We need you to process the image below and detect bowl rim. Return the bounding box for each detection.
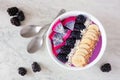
[46,11,107,70]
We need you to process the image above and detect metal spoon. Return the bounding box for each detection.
[20,9,66,38]
[27,9,66,53]
[27,26,48,53]
[20,25,42,38]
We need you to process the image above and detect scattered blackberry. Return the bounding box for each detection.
[7,7,19,16]
[100,63,111,72]
[76,15,87,24]
[10,17,21,26]
[17,11,25,21]
[66,38,76,48]
[74,23,86,31]
[60,45,71,54]
[32,62,41,72]
[18,67,27,76]
[70,31,82,40]
[57,53,68,63]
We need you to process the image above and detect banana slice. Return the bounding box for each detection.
[87,24,99,32]
[71,55,87,67]
[83,34,96,41]
[85,31,99,40]
[78,43,91,50]
[87,29,99,35]
[80,38,92,46]
[84,54,91,62]
[75,48,89,56]
[85,31,98,37]
[77,43,93,55]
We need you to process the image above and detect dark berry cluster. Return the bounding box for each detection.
[74,15,86,31]
[32,62,41,72]
[60,45,71,54]
[66,38,76,48]
[18,67,27,76]
[100,63,111,72]
[57,53,68,63]
[76,15,87,24]
[18,62,41,76]
[57,45,71,63]
[7,7,25,26]
[70,31,82,40]
[7,7,19,16]
[74,23,86,31]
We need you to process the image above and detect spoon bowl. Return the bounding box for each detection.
[27,36,43,53]
[20,25,42,38]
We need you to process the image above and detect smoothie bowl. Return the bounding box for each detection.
[46,11,106,70]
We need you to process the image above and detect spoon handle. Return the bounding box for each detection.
[41,9,66,37]
[55,9,66,19]
[40,9,66,37]
[42,9,66,28]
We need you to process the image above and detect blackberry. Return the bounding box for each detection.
[18,67,27,76]
[100,63,111,72]
[74,23,86,31]
[60,45,71,54]
[76,15,87,24]
[66,38,76,48]
[70,31,82,40]
[17,11,25,21]
[65,43,74,49]
[32,62,41,72]
[10,17,21,26]
[57,53,68,63]
[7,7,19,16]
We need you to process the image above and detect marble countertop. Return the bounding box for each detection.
[0,0,120,80]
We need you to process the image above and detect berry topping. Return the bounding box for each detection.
[17,11,25,21]
[18,67,27,76]
[66,38,76,48]
[100,63,111,72]
[70,31,82,40]
[57,53,68,63]
[76,15,87,24]
[32,62,41,72]
[60,45,71,54]
[74,23,86,31]
[7,7,19,16]
[10,17,21,26]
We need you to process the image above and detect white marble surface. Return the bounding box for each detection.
[0,0,120,80]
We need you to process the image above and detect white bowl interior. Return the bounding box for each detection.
[46,11,107,70]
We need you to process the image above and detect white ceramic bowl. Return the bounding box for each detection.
[46,11,107,70]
